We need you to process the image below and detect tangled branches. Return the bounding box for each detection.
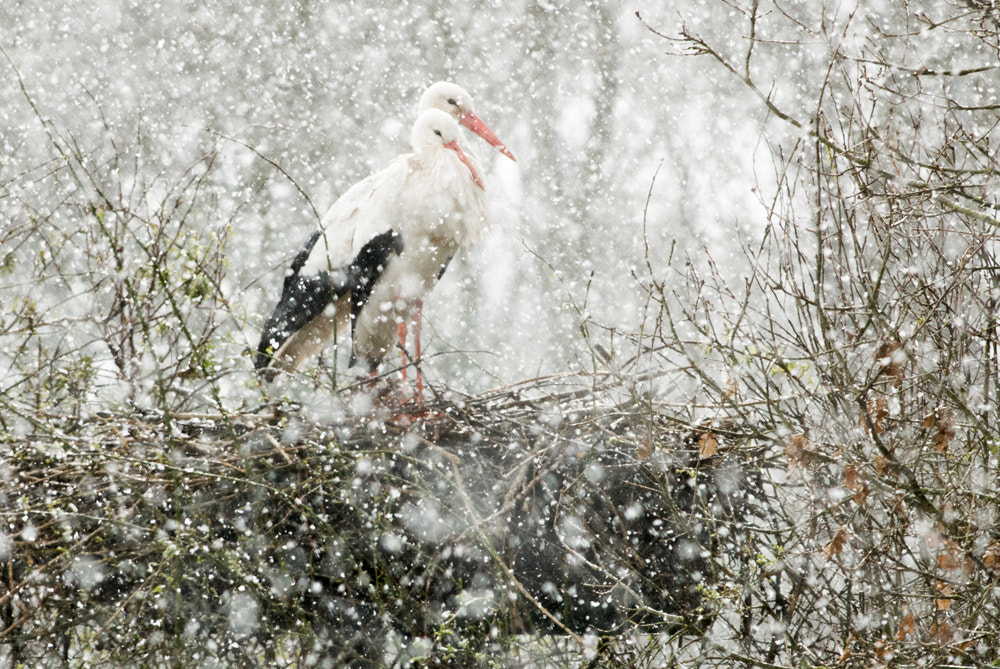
[1,383,758,668]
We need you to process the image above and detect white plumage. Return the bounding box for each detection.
[256,83,515,385]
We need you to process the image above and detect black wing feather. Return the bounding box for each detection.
[255,230,345,372]
[255,228,406,374]
[346,229,404,369]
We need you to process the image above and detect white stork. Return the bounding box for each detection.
[255,88,515,395]
[417,81,516,164]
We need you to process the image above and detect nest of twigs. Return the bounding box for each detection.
[2,376,761,667]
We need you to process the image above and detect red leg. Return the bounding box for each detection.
[397,318,408,401]
[413,300,424,403]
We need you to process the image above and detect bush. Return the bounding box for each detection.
[4,2,1000,667]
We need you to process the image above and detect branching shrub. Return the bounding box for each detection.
[1,61,241,424]
[4,3,1000,668]
[627,2,1000,664]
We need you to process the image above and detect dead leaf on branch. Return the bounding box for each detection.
[935,581,954,611]
[923,407,955,452]
[875,340,904,387]
[698,432,718,459]
[875,454,899,479]
[785,433,812,473]
[932,620,953,643]
[844,463,869,505]
[982,543,1000,570]
[938,539,972,576]
[854,482,869,505]
[823,525,850,559]
[864,397,889,435]
[636,439,652,460]
[938,550,962,571]
[895,612,916,641]
[838,634,854,663]
[844,463,858,489]
[890,496,908,520]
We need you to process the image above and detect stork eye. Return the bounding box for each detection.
[433,129,443,137]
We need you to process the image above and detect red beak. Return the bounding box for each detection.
[445,140,485,189]
[459,112,516,162]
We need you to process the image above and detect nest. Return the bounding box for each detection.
[1,376,760,667]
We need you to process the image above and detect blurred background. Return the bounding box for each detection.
[1,1,768,407]
[5,0,991,411]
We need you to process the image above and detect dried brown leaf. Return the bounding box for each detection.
[786,433,808,473]
[932,620,953,643]
[844,464,868,505]
[935,581,954,611]
[982,543,1000,570]
[863,397,890,435]
[876,341,904,387]
[853,480,869,506]
[935,421,955,453]
[838,635,853,663]
[823,525,850,559]
[636,440,651,460]
[697,432,718,459]
[895,612,916,641]
[922,407,956,452]
[844,463,858,490]
[938,550,961,571]
[875,454,891,477]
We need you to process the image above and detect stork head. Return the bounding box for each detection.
[412,109,484,189]
[419,81,516,162]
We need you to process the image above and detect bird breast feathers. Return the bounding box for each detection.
[397,150,487,242]
[306,146,487,273]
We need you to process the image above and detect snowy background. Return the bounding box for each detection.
[5,2,1000,667]
[1,1,767,404]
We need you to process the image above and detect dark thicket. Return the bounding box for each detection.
[3,390,757,667]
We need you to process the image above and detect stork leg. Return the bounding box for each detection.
[394,307,425,404]
[392,290,427,412]
[412,299,424,403]
[397,319,409,401]
[393,290,427,405]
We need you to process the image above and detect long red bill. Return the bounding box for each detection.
[445,141,485,189]
[459,112,516,162]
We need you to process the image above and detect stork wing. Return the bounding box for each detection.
[305,154,411,272]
